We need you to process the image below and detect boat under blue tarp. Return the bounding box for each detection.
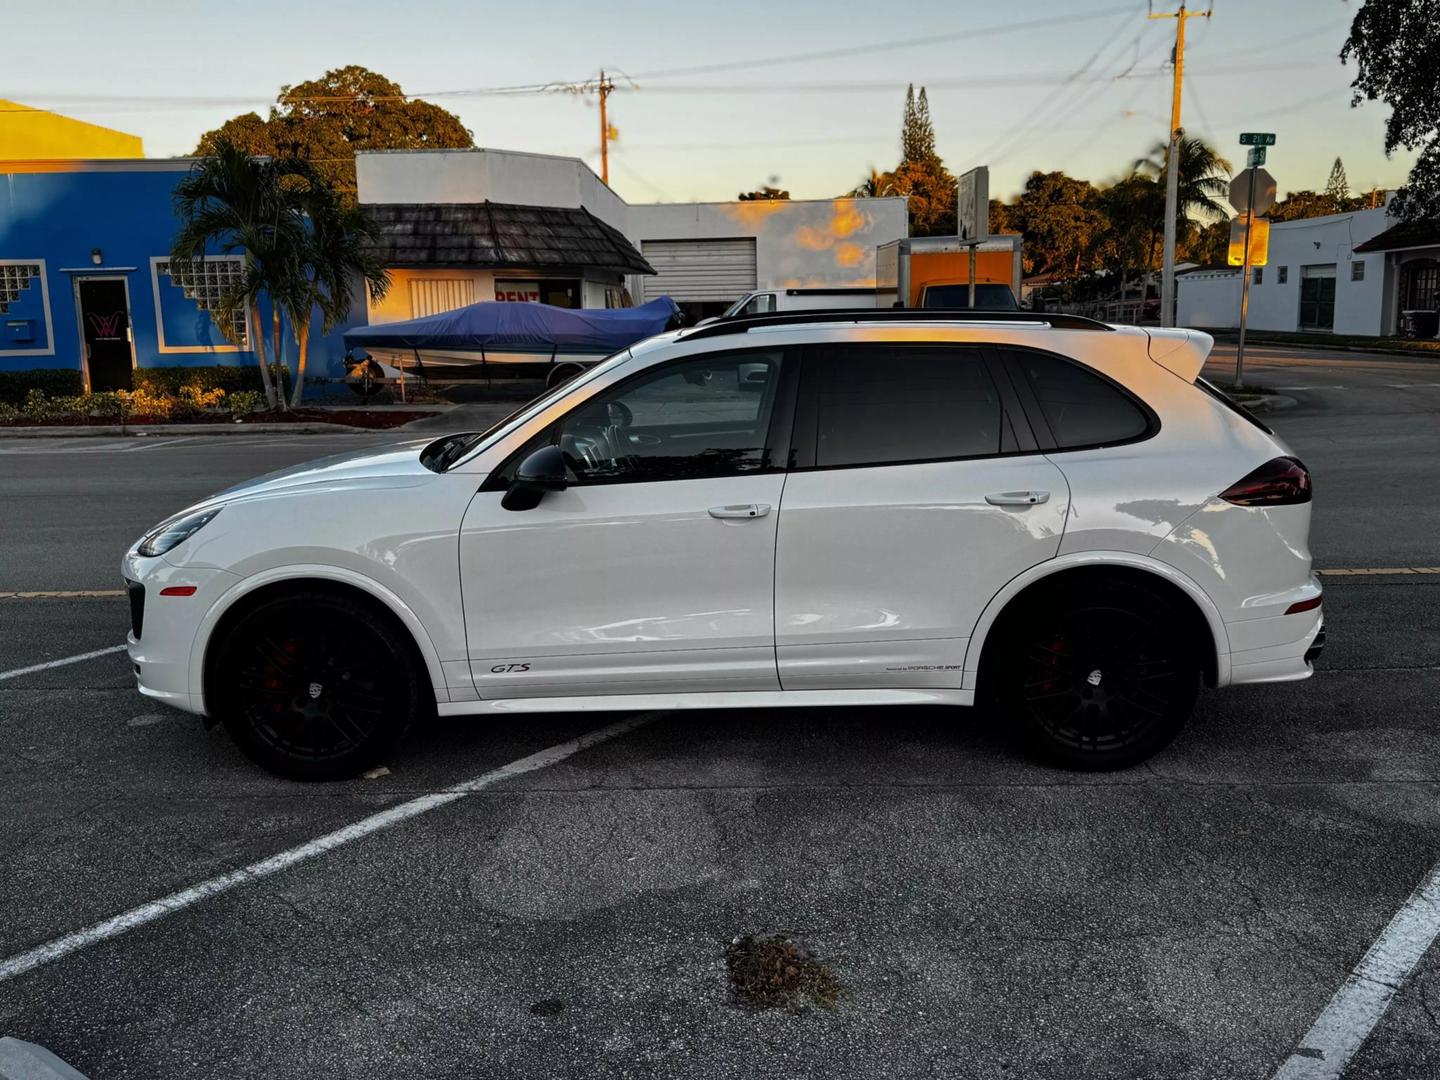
[344,297,681,355]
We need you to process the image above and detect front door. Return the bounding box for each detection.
[77,278,134,390]
[775,342,1069,689]
[1299,266,1336,331]
[460,347,796,699]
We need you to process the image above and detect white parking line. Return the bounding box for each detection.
[0,712,658,983]
[1272,859,1440,1079]
[0,644,128,682]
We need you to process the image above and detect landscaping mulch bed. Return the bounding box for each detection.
[0,409,440,430]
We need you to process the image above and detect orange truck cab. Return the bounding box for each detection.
[876,235,1024,309]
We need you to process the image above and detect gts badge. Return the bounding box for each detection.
[490,663,532,674]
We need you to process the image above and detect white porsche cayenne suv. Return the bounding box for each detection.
[123,311,1322,780]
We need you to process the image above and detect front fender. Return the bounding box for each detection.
[187,564,451,716]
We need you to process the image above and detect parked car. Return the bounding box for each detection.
[703,286,884,324]
[123,310,1322,780]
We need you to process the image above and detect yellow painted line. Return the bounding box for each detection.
[1317,568,1440,577]
[0,590,126,599]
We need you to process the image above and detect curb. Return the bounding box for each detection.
[0,422,396,438]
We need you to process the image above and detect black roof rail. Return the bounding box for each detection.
[682,308,1114,340]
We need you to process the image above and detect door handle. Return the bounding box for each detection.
[708,503,771,519]
[985,490,1050,506]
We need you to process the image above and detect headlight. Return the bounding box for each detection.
[138,507,222,557]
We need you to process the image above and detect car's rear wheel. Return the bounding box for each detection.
[995,577,1199,770]
[211,591,423,780]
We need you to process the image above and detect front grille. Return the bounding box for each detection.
[126,580,145,639]
[1304,625,1326,666]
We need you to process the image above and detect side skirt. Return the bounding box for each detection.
[436,687,974,717]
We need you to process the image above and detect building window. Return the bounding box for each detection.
[156,257,248,348]
[408,278,475,318]
[0,263,41,315]
[1254,267,1263,285]
[1352,260,1366,282]
[1277,266,1288,284]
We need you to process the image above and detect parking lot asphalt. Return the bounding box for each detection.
[2,345,1439,1079]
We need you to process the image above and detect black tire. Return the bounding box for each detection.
[211,591,424,781]
[994,577,1199,771]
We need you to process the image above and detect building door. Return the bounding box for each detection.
[1299,265,1336,331]
[640,238,758,322]
[77,277,135,390]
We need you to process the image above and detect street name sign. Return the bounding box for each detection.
[1247,146,1266,168]
[1230,167,1277,216]
[1239,132,1276,146]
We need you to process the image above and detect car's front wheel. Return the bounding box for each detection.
[995,577,1200,770]
[211,590,424,780]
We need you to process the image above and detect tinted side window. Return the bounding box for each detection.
[1012,351,1151,449]
[813,345,1002,467]
[555,350,786,483]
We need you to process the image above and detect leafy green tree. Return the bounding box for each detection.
[1343,0,1440,220]
[1095,173,1166,299]
[1188,219,1231,266]
[196,66,474,204]
[1009,171,1106,278]
[737,186,790,201]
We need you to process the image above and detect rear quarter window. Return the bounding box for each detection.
[1011,350,1153,449]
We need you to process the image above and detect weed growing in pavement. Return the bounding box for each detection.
[725,933,845,1012]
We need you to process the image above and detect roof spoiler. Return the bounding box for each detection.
[1145,328,1213,382]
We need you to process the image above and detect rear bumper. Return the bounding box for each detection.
[1228,610,1324,685]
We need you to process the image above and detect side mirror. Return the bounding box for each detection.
[502,444,569,511]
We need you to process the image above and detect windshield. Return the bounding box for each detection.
[921,284,1019,310]
[421,348,634,472]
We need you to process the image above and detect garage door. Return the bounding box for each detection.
[640,238,757,302]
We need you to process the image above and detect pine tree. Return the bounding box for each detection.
[915,87,937,162]
[901,84,921,163]
[1325,157,1350,212]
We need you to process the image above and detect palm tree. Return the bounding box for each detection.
[275,167,390,408]
[171,141,390,410]
[1137,135,1233,239]
[170,140,299,410]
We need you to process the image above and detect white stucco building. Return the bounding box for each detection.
[1176,201,1440,337]
[355,148,909,323]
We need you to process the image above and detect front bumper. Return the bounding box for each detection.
[122,552,239,715]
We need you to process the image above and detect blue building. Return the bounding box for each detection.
[0,159,352,395]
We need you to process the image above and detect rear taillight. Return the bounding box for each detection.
[1220,456,1312,506]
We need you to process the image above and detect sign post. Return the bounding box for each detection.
[1227,157,1278,389]
[957,167,989,309]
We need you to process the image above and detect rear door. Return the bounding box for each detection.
[773,341,1069,690]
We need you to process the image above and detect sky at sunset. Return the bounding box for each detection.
[3,0,1415,204]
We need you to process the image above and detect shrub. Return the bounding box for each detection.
[133,364,290,398]
[0,369,85,405]
[226,390,262,417]
[116,388,175,420]
[88,391,125,419]
[174,384,227,416]
[0,401,19,424]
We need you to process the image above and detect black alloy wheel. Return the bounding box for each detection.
[213,591,423,780]
[999,578,1199,770]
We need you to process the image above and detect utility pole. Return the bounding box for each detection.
[598,69,614,186]
[1149,1,1211,327]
